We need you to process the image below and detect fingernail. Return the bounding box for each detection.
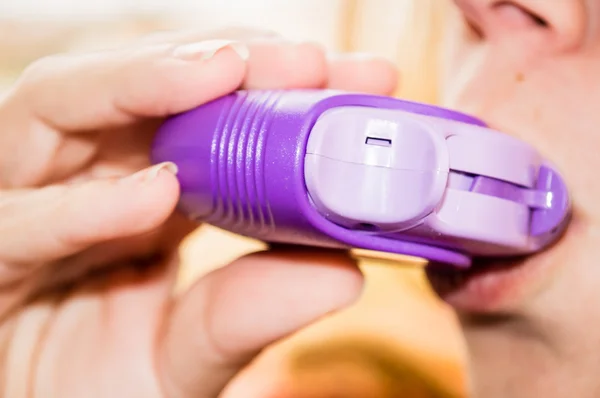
[146,162,178,181]
[173,39,250,61]
[123,162,178,184]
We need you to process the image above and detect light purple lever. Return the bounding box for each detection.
[151,90,571,268]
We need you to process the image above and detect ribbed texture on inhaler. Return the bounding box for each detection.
[207,90,283,236]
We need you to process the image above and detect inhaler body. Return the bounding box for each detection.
[151,90,570,268]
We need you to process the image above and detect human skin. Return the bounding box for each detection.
[0,28,399,397]
[425,1,600,397]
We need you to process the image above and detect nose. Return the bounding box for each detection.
[454,0,586,52]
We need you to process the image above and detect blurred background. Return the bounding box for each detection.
[0,1,468,397]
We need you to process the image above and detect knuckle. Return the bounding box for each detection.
[17,54,65,88]
[285,42,328,86]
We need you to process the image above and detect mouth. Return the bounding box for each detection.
[425,255,548,314]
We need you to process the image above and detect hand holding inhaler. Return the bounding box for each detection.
[0,32,402,397]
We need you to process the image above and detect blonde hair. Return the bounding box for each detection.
[394,0,449,103]
[342,0,449,103]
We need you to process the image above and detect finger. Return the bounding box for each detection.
[136,28,330,90]
[326,53,400,95]
[2,39,249,132]
[0,162,180,265]
[140,28,399,94]
[158,248,364,398]
[241,40,329,89]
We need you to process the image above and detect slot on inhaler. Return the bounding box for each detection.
[365,136,392,147]
[304,106,450,232]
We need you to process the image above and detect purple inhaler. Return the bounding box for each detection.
[151,90,571,268]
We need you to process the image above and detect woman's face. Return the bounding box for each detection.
[431,0,600,396]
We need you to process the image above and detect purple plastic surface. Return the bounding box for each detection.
[151,89,571,268]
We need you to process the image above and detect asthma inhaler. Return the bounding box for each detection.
[150,90,571,268]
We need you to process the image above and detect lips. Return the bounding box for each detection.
[425,255,547,313]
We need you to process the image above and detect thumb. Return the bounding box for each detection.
[0,162,180,265]
[157,248,364,398]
